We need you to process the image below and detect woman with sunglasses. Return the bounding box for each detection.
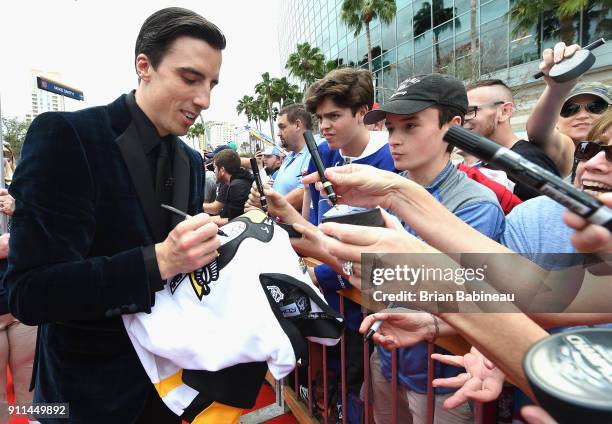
[526,42,611,177]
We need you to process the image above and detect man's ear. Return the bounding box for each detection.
[451,115,462,126]
[356,105,369,124]
[135,53,153,82]
[498,102,514,123]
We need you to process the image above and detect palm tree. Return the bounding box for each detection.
[255,72,277,140]
[470,0,478,81]
[272,77,303,108]
[253,95,270,134]
[285,42,327,94]
[236,95,255,124]
[186,122,205,151]
[340,0,397,73]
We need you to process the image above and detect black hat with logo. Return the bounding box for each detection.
[364,73,468,124]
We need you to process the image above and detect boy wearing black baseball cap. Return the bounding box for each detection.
[363,74,505,424]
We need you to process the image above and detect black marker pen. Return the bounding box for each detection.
[250,157,268,213]
[303,130,338,206]
[444,126,612,231]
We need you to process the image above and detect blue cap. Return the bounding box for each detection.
[263,146,282,157]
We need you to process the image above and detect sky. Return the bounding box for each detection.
[0,0,283,126]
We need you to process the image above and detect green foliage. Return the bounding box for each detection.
[285,42,328,93]
[1,116,30,160]
[340,0,397,37]
[509,0,592,44]
[186,122,205,140]
[340,0,397,72]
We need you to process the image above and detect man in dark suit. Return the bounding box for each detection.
[5,7,225,423]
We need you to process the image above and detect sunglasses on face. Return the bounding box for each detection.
[575,141,612,162]
[560,100,609,118]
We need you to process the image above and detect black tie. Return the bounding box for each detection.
[156,140,174,231]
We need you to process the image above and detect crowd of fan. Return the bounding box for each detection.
[199,41,610,424]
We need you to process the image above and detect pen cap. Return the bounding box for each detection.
[523,328,612,424]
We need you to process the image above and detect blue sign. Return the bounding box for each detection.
[36,77,84,101]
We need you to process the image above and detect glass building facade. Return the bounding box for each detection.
[278,0,611,103]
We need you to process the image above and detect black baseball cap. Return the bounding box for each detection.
[364,74,468,124]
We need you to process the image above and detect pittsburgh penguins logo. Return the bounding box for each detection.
[267,285,285,303]
[169,259,219,301]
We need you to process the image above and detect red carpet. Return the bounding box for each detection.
[241,382,297,424]
[7,370,296,424]
[7,368,28,424]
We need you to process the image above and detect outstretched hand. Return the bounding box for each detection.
[431,347,505,410]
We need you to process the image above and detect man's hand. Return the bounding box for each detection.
[0,189,15,216]
[358,312,437,350]
[155,213,220,280]
[521,406,557,424]
[564,192,612,254]
[245,182,302,224]
[0,233,9,259]
[539,42,581,85]
[318,209,436,289]
[254,150,263,169]
[302,164,403,211]
[431,347,505,409]
[209,215,228,226]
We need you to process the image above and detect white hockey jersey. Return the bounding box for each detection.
[123,210,344,422]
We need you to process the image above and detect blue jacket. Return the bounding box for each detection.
[308,137,396,331]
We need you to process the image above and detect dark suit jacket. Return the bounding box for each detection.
[5,94,204,423]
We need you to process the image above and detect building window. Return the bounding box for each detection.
[455,0,470,17]
[397,56,414,81]
[433,19,454,43]
[455,11,470,35]
[397,6,413,45]
[382,16,397,50]
[433,0,455,27]
[480,15,509,74]
[480,0,507,24]
[414,47,433,75]
[348,39,358,66]
[382,65,398,100]
[510,25,539,67]
[413,0,433,37]
[582,1,612,45]
[397,40,414,61]
[434,37,455,73]
[414,29,433,52]
[357,34,368,67]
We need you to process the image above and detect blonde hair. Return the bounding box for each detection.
[587,109,612,142]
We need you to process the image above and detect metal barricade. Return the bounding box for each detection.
[281,288,499,424]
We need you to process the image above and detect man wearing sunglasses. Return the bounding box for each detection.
[527,42,611,177]
[464,79,560,200]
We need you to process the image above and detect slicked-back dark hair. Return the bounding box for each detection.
[279,104,313,130]
[135,7,226,74]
